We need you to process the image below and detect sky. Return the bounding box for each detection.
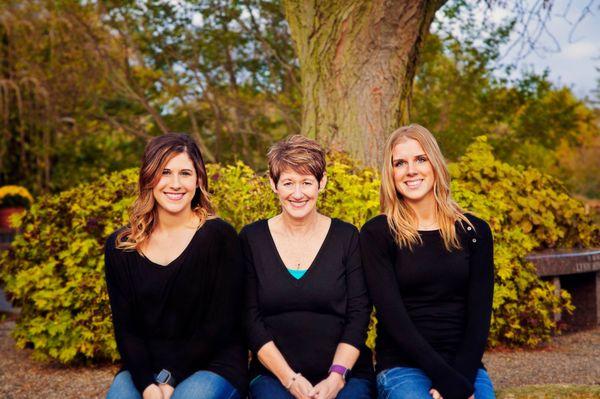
[490,0,599,100]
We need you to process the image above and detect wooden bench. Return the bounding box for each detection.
[526,249,600,330]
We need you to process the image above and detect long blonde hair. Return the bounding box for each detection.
[116,133,214,251]
[380,124,471,251]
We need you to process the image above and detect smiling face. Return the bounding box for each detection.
[152,152,199,216]
[270,168,326,220]
[392,138,435,206]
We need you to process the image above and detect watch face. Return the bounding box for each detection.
[156,369,171,384]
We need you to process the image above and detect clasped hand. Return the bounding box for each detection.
[429,388,474,399]
[142,383,174,399]
[289,373,345,399]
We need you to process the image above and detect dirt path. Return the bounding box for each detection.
[483,327,600,389]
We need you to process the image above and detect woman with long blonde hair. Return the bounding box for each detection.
[360,124,495,399]
[105,133,247,399]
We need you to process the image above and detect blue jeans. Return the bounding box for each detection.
[376,367,495,399]
[106,370,241,399]
[249,374,374,399]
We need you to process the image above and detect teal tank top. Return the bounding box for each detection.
[287,268,307,279]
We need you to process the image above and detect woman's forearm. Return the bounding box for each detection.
[256,341,297,387]
[330,342,360,370]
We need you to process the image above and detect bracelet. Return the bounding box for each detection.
[285,372,301,390]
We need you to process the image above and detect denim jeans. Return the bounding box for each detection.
[249,374,374,399]
[106,370,241,399]
[376,367,495,399]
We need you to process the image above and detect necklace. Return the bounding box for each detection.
[281,235,312,269]
[272,217,326,270]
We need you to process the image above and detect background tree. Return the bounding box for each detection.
[1,0,597,199]
[94,0,301,166]
[0,1,146,193]
[282,0,446,166]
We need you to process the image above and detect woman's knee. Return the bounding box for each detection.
[376,367,432,399]
[172,371,240,399]
[337,377,374,399]
[249,375,292,399]
[106,371,142,399]
[474,369,496,399]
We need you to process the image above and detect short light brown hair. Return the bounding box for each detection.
[267,135,326,185]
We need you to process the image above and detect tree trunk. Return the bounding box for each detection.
[282,0,446,167]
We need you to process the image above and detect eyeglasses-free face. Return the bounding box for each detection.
[270,169,327,220]
[392,138,435,206]
[152,152,199,216]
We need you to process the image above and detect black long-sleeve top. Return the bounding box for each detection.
[360,214,494,399]
[241,218,374,384]
[104,218,248,394]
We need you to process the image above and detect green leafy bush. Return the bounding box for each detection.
[0,169,138,362]
[1,140,597,363]
[450,137,598,346]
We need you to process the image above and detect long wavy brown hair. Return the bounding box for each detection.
[116,133,214,251]
[380,124,472,251]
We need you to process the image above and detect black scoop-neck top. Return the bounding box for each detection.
[104,218,248,394]
[360,213,494,399]
[241,218,374,384]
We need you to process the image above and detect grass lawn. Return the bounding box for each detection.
[497,384,600,398]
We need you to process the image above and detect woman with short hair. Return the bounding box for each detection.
[242,135,374,399]
[360,124,495,399]
[105,133,247,399]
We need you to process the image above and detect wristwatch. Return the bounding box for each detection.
[155,369,176,386]
[328,364,350,380]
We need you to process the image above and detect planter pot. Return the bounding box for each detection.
[0,207,24,229]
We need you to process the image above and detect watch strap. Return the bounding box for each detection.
[328,364,349,380]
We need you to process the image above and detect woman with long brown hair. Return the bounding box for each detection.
[105,133,247,399]
[360,124,495,399]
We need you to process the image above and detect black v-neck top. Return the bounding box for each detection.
[104,218,248,394]
[360,214,494,399]
[240,218,374,384]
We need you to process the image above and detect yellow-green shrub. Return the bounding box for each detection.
[1,140,597,363]
[450,137,597,346]
[0,169,138,362]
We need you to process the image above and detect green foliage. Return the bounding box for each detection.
[0,169,138,362]
[207,162,279,229]
[320,152,381,227]
[413,5,600,199]
[0,0,299,193]
[1,143,598,363]
[0,1,147,194]
[450,137,598,346]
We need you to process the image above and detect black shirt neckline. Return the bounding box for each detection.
[138,222,206,269]
[263,217,335,283]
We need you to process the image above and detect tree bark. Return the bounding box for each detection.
[282,0,446,166]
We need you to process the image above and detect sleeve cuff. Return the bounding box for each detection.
[339,334,366,351]
[249,332,274,354]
